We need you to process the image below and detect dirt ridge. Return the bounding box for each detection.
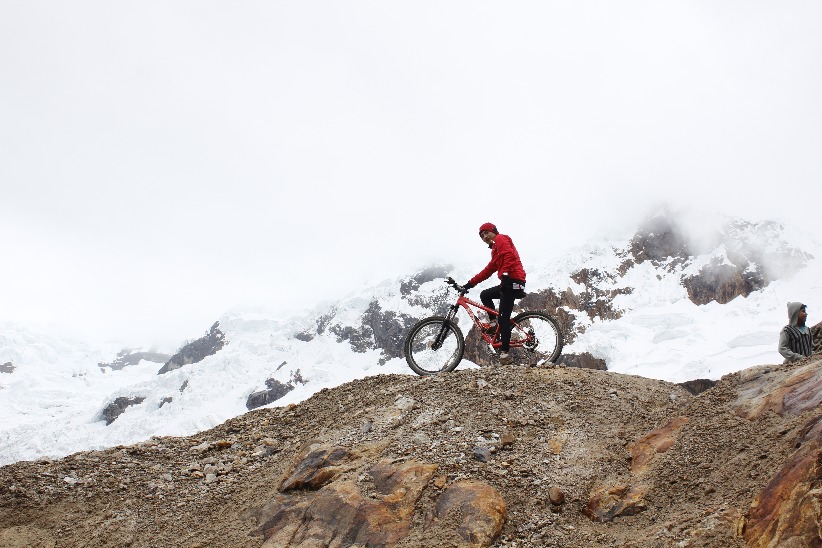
[2,357,821,547]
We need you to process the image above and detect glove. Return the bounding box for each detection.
[500,274,511,293]
[463,282,474,290]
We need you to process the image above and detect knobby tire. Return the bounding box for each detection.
[509,311,563,366]
[404,316,465,376]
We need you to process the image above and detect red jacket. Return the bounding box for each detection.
[468,234,526,287]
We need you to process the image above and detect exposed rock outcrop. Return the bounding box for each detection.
[682,261,767,305]
[585,484,647,522]
[157,322,225,375]
[400,265,452,296]
[331,301,420,363]
[629,217,691,265]
[557,352,607,370]
[252,441,504,547]
[246,371,305,410]
[733,362,822,420]
[677,378,718,395]
[428,480,507,546]
[628,416,689,474]
[99,396,146,425]
[0,362,13,374]
[99,349,171,371]
[745,413,822,548]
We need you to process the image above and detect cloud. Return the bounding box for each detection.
[1,1,820,346]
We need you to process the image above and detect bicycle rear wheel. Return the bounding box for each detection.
[404,316,465,376]
[509,311,563,366]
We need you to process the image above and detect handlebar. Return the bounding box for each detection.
[445,277,469,295]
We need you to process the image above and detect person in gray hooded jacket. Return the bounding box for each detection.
[778,302,813,363]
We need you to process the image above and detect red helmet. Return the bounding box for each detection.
[478,222,498,236]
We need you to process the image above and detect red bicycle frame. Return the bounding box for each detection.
[442,291,528,350]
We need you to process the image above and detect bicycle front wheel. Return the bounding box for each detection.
[509,311,563,366]
[404,316,465,376]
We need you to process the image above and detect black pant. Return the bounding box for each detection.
[480,280,525,352]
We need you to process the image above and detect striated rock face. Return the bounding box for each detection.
[158,322,225,375]
[727,358,822,547]
[251,442,504,547]
[745,414,822,548]
[734,362,822,420]
[99,396,146,425]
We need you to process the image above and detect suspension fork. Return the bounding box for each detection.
[432,303,459,350]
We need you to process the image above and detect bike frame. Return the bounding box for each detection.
[439,292,528,350]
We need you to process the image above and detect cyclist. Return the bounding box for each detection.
[462,222,526,365]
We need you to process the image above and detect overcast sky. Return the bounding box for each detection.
[2,1,821,348]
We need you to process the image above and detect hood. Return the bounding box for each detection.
[787,302,805,326]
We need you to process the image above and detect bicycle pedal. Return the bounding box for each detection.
[482,323,498,334]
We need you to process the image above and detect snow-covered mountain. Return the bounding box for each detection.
[2,213,820,466]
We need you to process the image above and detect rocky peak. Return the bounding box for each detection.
[157,322,226,375]
[399,265,452,296]
[628,215,691,265]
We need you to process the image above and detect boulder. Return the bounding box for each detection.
[255,457,438,547]
[585,484,647,522]
[279,444,353,492]
[428,480,507,547]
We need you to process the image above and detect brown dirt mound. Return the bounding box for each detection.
[2,356,821,547]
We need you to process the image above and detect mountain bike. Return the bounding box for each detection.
[404,277,563,376]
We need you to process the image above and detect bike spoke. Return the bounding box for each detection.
[405,319,464,375]
[508,312,562,365]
